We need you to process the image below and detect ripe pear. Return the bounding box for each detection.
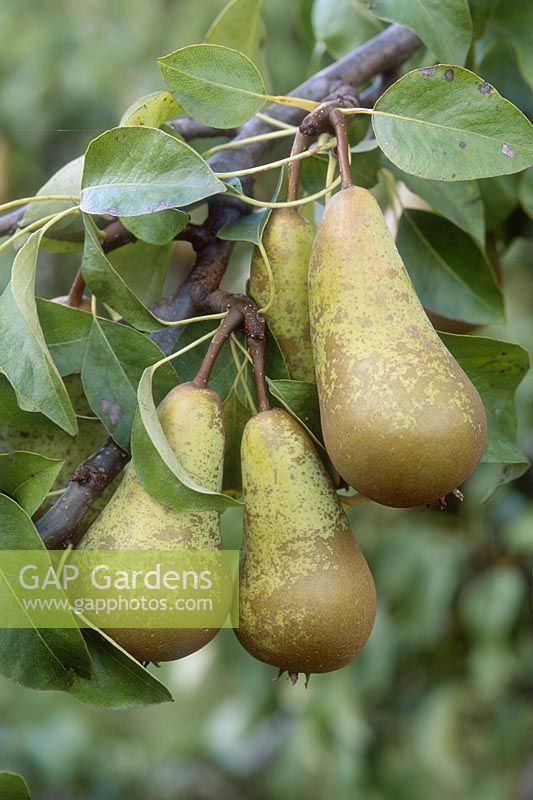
[78,382,226,664]
[308,186,487,508]
[250,208,315,381]
[236,408,376,681]
[0,374,115,527]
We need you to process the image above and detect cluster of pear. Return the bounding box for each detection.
[1,186,487,682]
[73,184,486,683]
[252,187,487,508]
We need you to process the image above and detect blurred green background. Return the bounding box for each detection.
[1,1,532,798]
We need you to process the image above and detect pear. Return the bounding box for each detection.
[250,208,315,381]
[308,186,487,508]
[78,382,226,663]
[236,408,376,681]
[0,374,115,527]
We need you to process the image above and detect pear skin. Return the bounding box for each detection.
[236,408,376,679]
[308,186,487,508]
[250,207,315,381]
[78,382,225,663]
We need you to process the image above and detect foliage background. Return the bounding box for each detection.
[0,1,532,798]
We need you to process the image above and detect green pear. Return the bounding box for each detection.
[250,208,315,381]
[78,382,226,663]
[308,186,487,508]
[236,408,376,681]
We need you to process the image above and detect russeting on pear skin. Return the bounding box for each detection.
[236,408,376,681]
[250,207,315,381]
[308,186,487,508]
[78,382,225,663]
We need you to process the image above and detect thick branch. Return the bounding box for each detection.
[37,24,420,548]
[0,205,27,237]
[167,118,239,140]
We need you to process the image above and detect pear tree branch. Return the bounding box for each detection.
[35,24,421,548]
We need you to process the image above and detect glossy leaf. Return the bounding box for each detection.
[0,494,92,691]
[0,231,77,434]
[373,66,533,180]
[478,174,520,229]
[0,772,31,800]
[222,388,252,493]
[485,0,533,89]
[67,625,173,709]
[383,159,485,247]
[120,90,182,127]
[159,44,266,127]
[81,317,177,451]
[108,240,173,308]
[20,156,84,244]
[397,210,503,324]
[119,209,189,245]
[267,379,322,443]
[312,0,383,59]
[366,0,472,65]
[205,0,267,75]
[442,333,529,488]
[0,452,63,515]
[131,366,241,511]
[81,126,224,216]
[300,141,380,197]
[37,299,93,376]
[519,168,533,219]
[172,321,239,400]
[81,215,166,331]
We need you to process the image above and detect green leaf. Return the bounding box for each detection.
[219,166,285,243]
[37,299,93,376]
[120,209,189,245]
[519,168,533,219]
[267,379,322,443]
[206,0,266,63]
[383,159,485,247]
[131,365,240,512]
[218,208,270,244]
[373,65,533,181]
[159,44,266,128]
[108,241,173,309]
[81,317,177,451]
[67,625,173,709]
[366,0,472,65]
[396,210,503,325]
[0,772,31,800]
[0,452,63,515]
[312,0,383,59]
[300,141,380,197]
[469,0,494,39]
[478,40,533,122]
[0,231,77,434]
[120,90,182,127]
[485,0,533,89]
[442,333,529,490]
[0,375,61,434]
[172,321,240,400]
[81,215,166,331]
[478,174,520,229]
[20,156,84,245]
[222,388,252,494]
[81,126,225,216]
[0,494,92,691]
